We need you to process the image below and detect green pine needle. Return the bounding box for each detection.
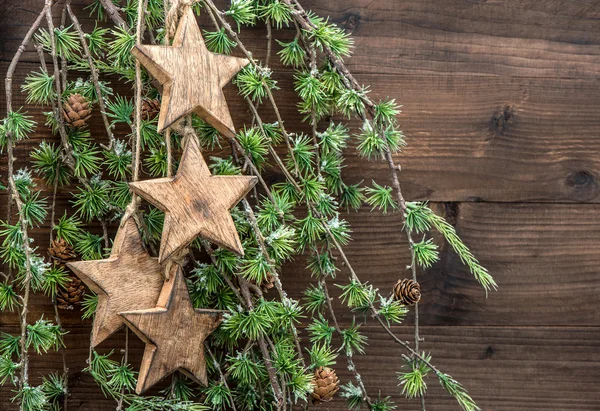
[12,385,48,411]
[53,213,82,245]
[36,26,81,60]
[234,65,278,103]
[397,353,431,398]
[307,343,337,368]
[104,140,132,179]
[4,109,36,141]
[337,280,374,309]
[377,296,408,325]
[374,99,402,125]
[225,0,257,31]
[105,96,133,126]
[260,1,292,28]
[0,283,20,312]
[413,238,440,268]
[86,25,110,56]
[75,231,104,260]
[31,142,71,187]
[81,292,98,320]
[108,27,136,67]
[42,373,67,404]
[365,181,398,214]
[0,332,20,358]
[72,179,110,221]
[237,127,269,170]
[405,202,497,293]
[0,354,19,384]
[203,28,237,54]
[303,285,326,314]
[22,70,57,105]
[341,321,368,355]
[307,316,334,344]
[305,13,354,58]
[340,381,364,409]
[26,319,65,354]
[276,38,306,67]
[340,183,366,212]
[439,373,481,411]
[42,265,70,298]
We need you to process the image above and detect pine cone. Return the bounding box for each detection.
[48,239,86,310]
[393,278,421,306]
[311,367,339,404]
[141,98,161,121]
[56,274,86,310]
[62,93,91,128]
[48,238,77,265]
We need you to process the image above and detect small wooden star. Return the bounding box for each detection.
[132,8,249,136]
[120,267,223,394]
[129,135,257,263]
[66,218,166,347]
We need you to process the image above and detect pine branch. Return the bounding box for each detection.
[320,277,373,407]
[66,1,115,149]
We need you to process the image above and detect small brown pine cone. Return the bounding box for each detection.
[311,367,339,404]
[56,274,86,310]
[393,278,421,306]
[62,93,92,128]
[141,98,161,121]
[48,238,77,266]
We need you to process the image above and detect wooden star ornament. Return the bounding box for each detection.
[129,135,257,263]
[66,218,167,347]
[131,8,249,136]
[120,267,223,393]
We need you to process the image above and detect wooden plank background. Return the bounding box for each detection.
[2,0,600,409]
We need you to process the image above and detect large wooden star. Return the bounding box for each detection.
[66,218,166,347]
[129,135,257,263]
[120,267,223,393]
[131,8,249,136]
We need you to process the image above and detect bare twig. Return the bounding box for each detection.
[99,0,129,30]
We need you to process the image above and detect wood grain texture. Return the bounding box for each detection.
[120,267,223,393]
[1,0,600,409]
[2,324,598,410]
[5,0,600,79]
[130,134,258,262]
[279,202,600,327]
[66,217,166,347]
[132,8,249,135]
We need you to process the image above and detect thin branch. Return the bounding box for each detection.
[99,0,129,30]
[320,277,372,407]
[66,1,115,149]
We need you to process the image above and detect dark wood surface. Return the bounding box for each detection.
[1,0,600,409]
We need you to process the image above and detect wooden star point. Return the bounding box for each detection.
[119,267,223,393]
[131,9,249,136]
[66,218,166,347]
[129,136,257,263]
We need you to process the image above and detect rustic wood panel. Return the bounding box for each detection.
[1,0,600,410]
[3,0,600,79]
[2,325,599,410]
[5,61,600,203]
